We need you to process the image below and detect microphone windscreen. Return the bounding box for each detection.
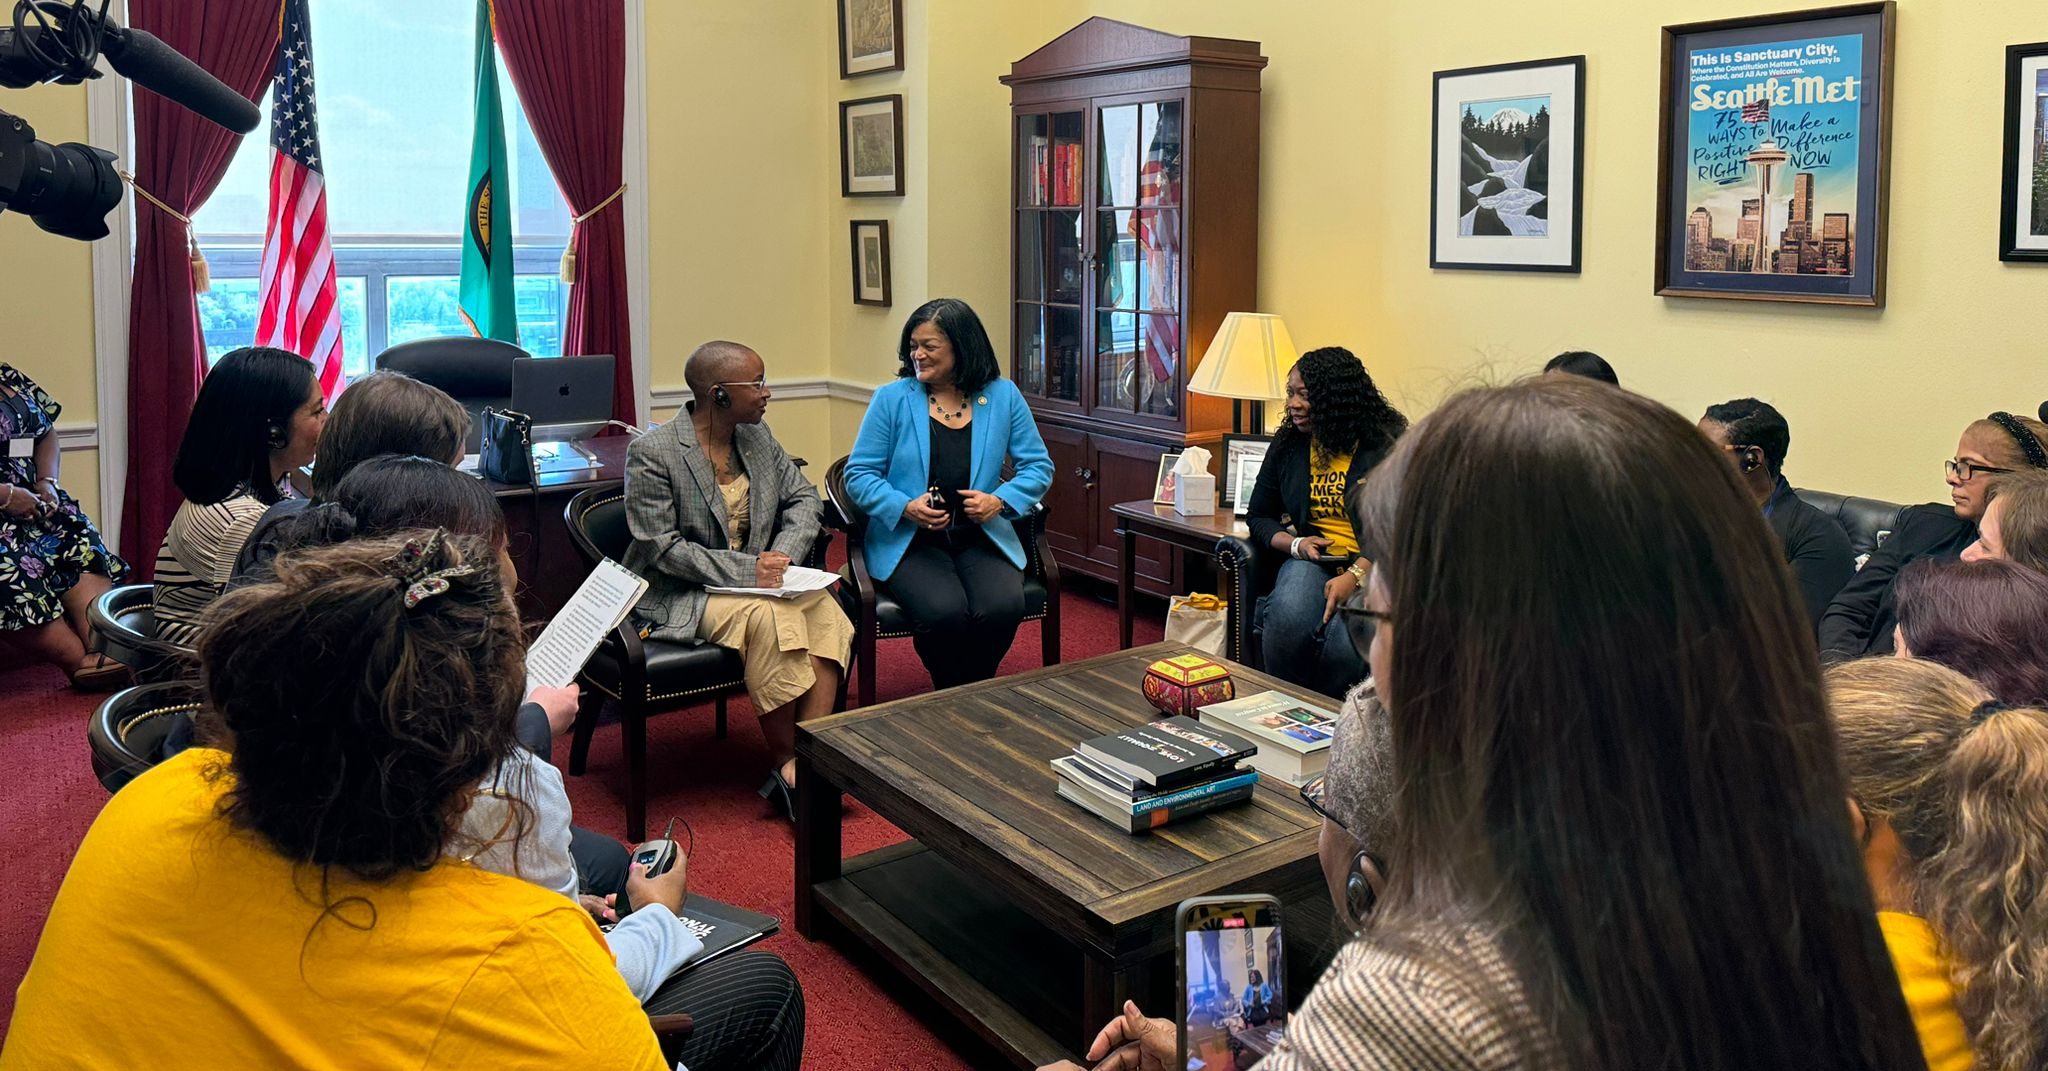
[104,28,261,134]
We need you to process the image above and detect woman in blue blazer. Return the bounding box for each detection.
[845,298,1053,689]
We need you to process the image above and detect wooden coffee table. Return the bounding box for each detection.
[794,644,1332,1068]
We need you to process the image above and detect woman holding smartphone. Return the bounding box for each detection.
[1042,377,1923,1071]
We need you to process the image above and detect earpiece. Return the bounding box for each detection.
[1342,850,1379,929]
[266,424,288,449]
[1739,448,1761,474]
[713,386,731,410]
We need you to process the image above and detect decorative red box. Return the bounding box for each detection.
[1142,654,1235,718]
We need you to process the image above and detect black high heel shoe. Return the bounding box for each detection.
[758,768,796,823]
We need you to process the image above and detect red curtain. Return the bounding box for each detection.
[119,0,278,573]
[494,0,635,426]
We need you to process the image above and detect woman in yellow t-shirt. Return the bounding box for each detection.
[1826,658,2048,1071]
[2,533,668,1070]
[1242,346,1407,698]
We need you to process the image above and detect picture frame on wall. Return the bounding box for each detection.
[2000,41,2048,262]
[1153,453,1184,507]
[1653,2,1897,306]
[838,0,903,79]
[840,94,906,197]
[1219,434,1272,510]
[1430,55,1586,273]
[850,220,892,306]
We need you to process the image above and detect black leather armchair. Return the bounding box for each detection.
[821,456,1061,708]
[374,336,527,451]
[88,583,169,679]
[1792,488,1907,562]
[562,485,831,841]
[87,682,200,793]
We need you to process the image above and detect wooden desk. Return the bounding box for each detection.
[794,644,1332,1068]
[1109,500,1247,650]
[484,435,629,622]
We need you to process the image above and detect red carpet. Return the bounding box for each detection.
[0,574,1166,1067]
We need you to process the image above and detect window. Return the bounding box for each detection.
[195,0,571,370]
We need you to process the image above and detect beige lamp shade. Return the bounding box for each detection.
[1187,312,1296,401]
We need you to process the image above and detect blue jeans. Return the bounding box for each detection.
[1256,557,1365,699]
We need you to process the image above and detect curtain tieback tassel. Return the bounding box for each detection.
[562,183,628,284]
[118,169,209,292]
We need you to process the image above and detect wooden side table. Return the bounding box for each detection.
[1109,499,1247,649]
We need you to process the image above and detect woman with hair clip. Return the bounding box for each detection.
[1826,657,2048,1071]
[5,533,669,1068]
[152,346,326,649]
[845,298,1053,689]
[1242,346,1406,698]
[1043,376,1924,1071]
[1821,408,2048,660]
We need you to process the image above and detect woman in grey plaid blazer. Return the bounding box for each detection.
[622,342,851,819]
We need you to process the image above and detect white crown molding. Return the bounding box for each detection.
[647,378,880,414]
[86,0,132,538]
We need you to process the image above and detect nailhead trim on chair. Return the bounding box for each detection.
[117,703,200,745]
[578,672,747,705]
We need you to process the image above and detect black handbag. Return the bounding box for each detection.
[478,407,534,485]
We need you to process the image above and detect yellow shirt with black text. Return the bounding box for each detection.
[1308,451,1359,557]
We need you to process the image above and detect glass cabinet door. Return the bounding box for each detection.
[1014,110,1084,404]
[1094,99,1183,420]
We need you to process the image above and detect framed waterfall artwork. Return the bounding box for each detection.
[1653,3,1896,305]
[1999,40,2048,262]
[1430,55,1585,273]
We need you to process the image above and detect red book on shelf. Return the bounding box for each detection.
[1052,143,1073,206]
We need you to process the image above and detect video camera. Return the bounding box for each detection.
[1,0,259,241]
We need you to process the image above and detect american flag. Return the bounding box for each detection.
[1741,98,1772,124]
[1131,120,1181,394]
[255,0,344,402]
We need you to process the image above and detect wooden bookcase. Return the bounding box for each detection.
[1002,18,1264,595]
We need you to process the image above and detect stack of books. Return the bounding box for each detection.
[1197,690,1338,788]
[1053,715,1259,833]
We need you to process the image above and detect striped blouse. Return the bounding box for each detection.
[1261,927,1559,1070]
[152,495,270,649]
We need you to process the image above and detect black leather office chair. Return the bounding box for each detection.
[374,337,528,451]
[1794,488,1907,561]
[821,455,1061,709]
[87,682,200,794]
[562,486,832,841]
[88,583,167,680]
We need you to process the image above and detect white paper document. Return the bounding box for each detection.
[526,559,648,692]
[704,565,841,600]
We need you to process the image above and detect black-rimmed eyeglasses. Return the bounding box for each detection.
[1946,458,2013,482]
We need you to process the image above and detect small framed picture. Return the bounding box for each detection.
[1153,452,1183,506]
[838,0,903,79]
[1232,460,1264,517]
[841,94,905,197]
[1220,434,1273,510]
[850,220,892,306]
[2000,41,2048,261]
[1431,55,1586,273]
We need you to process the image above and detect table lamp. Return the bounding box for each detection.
[1187,312,1295,433]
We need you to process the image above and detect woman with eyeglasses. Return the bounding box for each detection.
[1820,410,2048,661]
[1042,376,1924,1071]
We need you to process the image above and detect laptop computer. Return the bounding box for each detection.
[511,354,616,443]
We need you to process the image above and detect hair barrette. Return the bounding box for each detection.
[402,564,477,609]
[1970,699,2014,726]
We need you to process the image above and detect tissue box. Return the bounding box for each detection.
[1142,653,1235,718]
[1173,473,1216,516]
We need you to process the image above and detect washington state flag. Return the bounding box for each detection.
[459,0,517,343]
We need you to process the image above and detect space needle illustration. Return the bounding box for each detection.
[1746,135,1790,274]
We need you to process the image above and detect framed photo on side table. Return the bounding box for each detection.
[1152,453,1184,507]
[838,0,903,79]
[2000,41,2048,262]
[1653,3,1896,305]
[841,94,905,197]
[1431,56,1586,273]
[850,220,892,306]
[1220,434,1272,511]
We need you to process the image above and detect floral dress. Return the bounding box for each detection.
[0,364,129,631]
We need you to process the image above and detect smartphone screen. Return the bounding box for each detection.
[1179,899,1284,1071]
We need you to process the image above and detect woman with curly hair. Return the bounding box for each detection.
[1243,346,1407,697]
[1826,657,2048,1071]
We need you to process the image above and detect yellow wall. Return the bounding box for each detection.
[2,81,103,513]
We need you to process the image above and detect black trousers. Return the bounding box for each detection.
[881,529,1026,689]
[645,951,806,1071]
